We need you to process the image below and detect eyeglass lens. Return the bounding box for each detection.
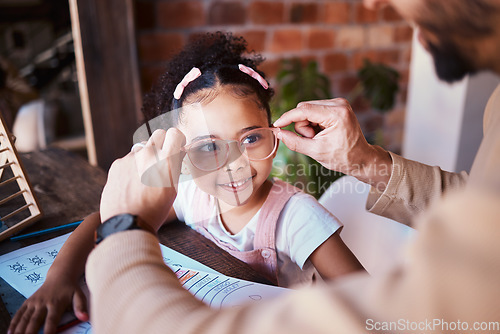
[187,128,276,171]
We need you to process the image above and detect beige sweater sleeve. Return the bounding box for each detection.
[365,152,468,226]
[367,84,500,227]
[86,188,500,334]
[85,231,367,334]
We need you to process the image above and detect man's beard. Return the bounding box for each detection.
[428,40,477,83]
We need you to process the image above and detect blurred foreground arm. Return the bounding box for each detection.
[87,188,500,333]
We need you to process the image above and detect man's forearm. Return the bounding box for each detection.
[366,153,468,226]
[86,230,215,333]
[348,145,392,191]
[85,230,368,334]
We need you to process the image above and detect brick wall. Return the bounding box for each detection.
[134,0,413,153]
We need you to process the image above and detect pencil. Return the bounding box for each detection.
[10,220,83,241]
[56,318,83,333]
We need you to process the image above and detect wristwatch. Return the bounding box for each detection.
[96,214,147,244]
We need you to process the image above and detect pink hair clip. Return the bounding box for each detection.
[173,65,268,100]
[238,64,269,89]
[173,67,202,100]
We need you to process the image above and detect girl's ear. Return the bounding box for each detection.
[181,156,191,175]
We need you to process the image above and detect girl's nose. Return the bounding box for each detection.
[224,142,249,171]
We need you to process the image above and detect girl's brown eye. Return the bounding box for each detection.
[241,134,262,146]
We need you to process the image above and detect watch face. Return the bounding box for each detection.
[110,214,135,230]
[97,214,137,243]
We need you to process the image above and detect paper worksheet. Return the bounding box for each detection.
[0,232,287,333]
[0,233,218,298]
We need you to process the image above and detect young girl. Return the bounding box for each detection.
[9,32,363,334]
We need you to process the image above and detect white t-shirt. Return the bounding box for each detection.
[173,177,342,287]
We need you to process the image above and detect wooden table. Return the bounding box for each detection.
[0,148,273,324]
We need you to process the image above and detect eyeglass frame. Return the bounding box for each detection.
[181,127,280,172]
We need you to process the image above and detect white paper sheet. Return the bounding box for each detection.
[0,232,286,333]
[171,266,286,308]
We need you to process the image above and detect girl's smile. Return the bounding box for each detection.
[179,88,276,215]
[217,174,255,193]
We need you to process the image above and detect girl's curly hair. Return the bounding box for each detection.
[141,32,274,125]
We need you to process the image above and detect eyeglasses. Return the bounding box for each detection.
[182,127,278,172]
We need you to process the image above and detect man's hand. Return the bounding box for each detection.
[273,98,392,190]
[100,128,186,232]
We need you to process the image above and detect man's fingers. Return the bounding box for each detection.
[295,120,318,138]
[163,128,186,184]
[136,128,185,188]
[297,98,350,107]
[146,128,167,149]
[274,101,347,129]
[161,127,186,159]
[277,129,314,155]
[141,129,167,164]
[133,129,166,177]
[135,128,185,168]
[273,107,314,128]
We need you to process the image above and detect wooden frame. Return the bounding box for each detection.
[69,0,142,170]
[0,113,42,241]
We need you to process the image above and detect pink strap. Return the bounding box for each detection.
[238,64,269,89]
[253,179,301,250]
[173,67,202,100]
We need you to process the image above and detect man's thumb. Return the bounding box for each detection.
[277,129,310,154]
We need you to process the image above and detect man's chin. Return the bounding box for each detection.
[434,64,472,83]
[433,51,478,83]
[429,42,476,83]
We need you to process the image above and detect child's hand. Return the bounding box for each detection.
[8,279,88,334]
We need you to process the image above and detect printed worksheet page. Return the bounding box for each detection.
[0,233,287,333]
